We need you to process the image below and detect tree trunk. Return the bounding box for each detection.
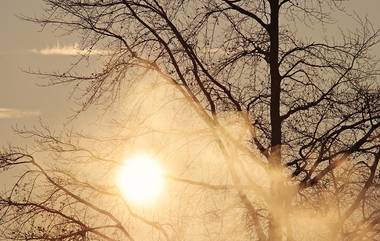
[268,1,283,240]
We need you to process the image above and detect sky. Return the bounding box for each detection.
[0,0,99,146]
[0,0,379,146]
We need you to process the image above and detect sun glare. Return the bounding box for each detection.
[117,154,164,205]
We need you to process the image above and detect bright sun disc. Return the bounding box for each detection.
[117,154,164,205]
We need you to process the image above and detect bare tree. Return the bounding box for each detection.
[1,0,380,241]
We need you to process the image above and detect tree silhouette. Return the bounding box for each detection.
[1,1,380,241]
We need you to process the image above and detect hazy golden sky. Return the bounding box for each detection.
[0,0,93,145]
[0,0,379,145]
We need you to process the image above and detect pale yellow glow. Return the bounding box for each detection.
[117,154,164,205]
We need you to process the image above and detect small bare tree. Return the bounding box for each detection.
[1,1,380,241]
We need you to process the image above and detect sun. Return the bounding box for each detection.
[117,154,164,205]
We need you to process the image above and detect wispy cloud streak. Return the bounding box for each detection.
[0,108,40,119]
[31,43,111,56]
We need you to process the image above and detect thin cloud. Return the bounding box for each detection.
[30,43,111,56]
[0,108,40,119]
